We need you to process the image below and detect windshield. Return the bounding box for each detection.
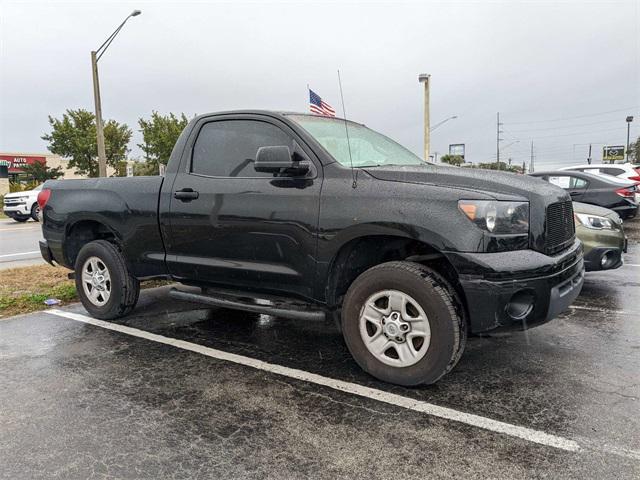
[288,115,426,168]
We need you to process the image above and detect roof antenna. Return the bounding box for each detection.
[337,69,357,188]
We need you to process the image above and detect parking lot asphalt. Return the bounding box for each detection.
[1,242,639,479]
[0,219,44,269]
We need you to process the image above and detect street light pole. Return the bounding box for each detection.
[627,117,633,162]
[92,10,142,177]
[418,74,430,161]
[91,51,107,177]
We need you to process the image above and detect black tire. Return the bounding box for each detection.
[74,240,140,319]
[341,261,466,386]
[13,216,29,222]
[30,203,40,222]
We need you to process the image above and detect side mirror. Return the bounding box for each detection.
[254,146,309,176]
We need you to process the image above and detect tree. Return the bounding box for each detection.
[20,161,64,183]
[628,136,640,163]
[132,161,159,176]
[138,112,190,174]
[477,161,523,173]
[440,154,464,166]
[41,109,132,177]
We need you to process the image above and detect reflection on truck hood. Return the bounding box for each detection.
[363,164,566,202]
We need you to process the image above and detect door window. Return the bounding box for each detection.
[569,177,588,189]
[548,176,571,188]
[191,120,292,178]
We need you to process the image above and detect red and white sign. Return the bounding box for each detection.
[0,155,46,173]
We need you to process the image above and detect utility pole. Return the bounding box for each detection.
[587,143,592,164]
[496,112,503,170]
[522,159,526,173]
[91,51,107,178]
[418,74,431,161]
[529,141,534,173]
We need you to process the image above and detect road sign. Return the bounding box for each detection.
[603,145,625,162]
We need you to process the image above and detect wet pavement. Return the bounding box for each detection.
[1,246,639,478]
[0,219,44,269]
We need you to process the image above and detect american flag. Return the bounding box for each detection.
[309,89,336,117]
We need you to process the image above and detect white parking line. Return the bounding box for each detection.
[0,250,40,258]
[625,263,640,267]
[44,308,581,453]
[571,305,632,315]
[0,226,40,233]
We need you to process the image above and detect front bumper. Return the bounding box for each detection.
[583,246,625,271]
[580,227,626,271]
[3,203,30,217]
[445,239,584,333]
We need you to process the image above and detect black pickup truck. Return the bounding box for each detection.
[39,111,584,385]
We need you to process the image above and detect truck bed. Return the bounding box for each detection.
[41,176,167,278]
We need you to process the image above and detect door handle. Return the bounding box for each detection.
[569,191,581,196]
[174,188,199,201]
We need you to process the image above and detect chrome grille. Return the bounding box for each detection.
[545,201,575,255]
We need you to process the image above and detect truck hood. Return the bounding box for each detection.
[363,164,567,202]
[4,191,34,199]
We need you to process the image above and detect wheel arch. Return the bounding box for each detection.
[324,235,468,322]
[64,218,123,267]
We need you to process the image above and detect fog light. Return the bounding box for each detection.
[599,250,619,269]
[506,290,535,320]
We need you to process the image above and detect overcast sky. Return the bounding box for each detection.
[1,0,639,169]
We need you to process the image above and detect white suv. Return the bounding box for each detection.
[2,184,43,222]
[559,163,640,183]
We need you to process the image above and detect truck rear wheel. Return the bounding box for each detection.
[74,240,140,319]
[341,261,466,386]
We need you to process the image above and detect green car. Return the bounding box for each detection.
[573,202,627,271]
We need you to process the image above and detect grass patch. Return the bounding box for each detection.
[0,264,172,318]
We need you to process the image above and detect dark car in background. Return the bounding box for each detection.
[529,171,639,219]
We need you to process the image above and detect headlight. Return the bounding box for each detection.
[459,200,529,234]
[574,213,615,230]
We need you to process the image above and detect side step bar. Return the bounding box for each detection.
[168,288,327,322]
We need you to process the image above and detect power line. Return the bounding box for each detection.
[502,125,639,140]
[507,118,630,133]
[505,106,640,125]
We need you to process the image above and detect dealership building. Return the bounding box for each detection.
[0,152,86,183]
[0,152,123,195]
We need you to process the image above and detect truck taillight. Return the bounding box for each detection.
[615,186,635,198]
[37,188,51,208]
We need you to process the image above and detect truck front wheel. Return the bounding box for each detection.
[341,261,466,386]
[74,240,140,319]
[31,203,40,222]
